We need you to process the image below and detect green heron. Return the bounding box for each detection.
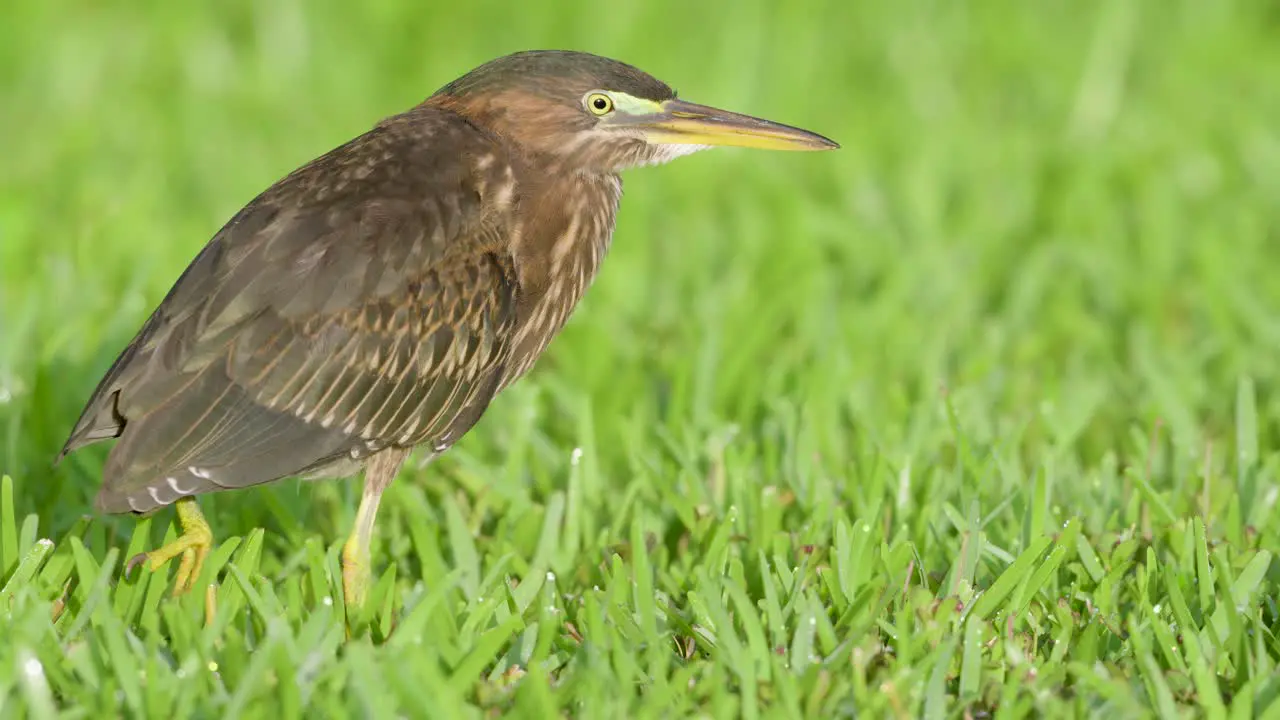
[59,50,837,614]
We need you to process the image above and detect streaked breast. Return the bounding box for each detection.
[501,173,621,387]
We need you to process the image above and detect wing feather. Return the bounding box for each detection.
[63,106,522,514]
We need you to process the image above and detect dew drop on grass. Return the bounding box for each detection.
[322,596,333,606]
[571,447,583,465]
[22,656,43,680]
[546,571,556,582]
[207,661,219,673]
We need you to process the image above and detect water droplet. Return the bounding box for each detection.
[207,661,219,673]
[571,447,583,465]
[322,596,333,606]
[22,657,43,680]
[546,571,556,582]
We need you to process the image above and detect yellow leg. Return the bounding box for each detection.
[341,447,408,618]
[128,497,213,596]
[341,484,383,613]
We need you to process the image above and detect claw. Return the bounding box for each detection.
[126,552,150,578]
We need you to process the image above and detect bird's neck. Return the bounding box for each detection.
[502,169,621,382]
[514,169,620,299]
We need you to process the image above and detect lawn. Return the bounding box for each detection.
[2,0,1279,716]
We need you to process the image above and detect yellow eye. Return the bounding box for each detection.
[585,92,614,116]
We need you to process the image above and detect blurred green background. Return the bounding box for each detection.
[2,0,1279,715]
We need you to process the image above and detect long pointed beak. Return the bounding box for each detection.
[623,98,839,151]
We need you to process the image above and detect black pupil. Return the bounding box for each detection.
[593,97,608,110]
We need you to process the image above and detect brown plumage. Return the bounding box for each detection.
[59,50,837,613]
[64,109,519,513]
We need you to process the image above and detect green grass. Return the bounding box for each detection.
[3,0,1280,716]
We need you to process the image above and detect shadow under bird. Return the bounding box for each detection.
[59,50,838,615]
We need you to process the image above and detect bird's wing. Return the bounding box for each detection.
[62,108,521,513]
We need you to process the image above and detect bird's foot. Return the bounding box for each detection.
[127,497,214,596]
